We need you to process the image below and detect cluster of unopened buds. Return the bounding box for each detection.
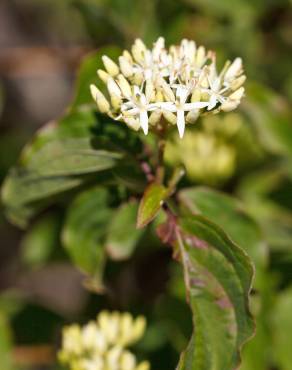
[90,37,245,138]
[58,311,149,370]
[165,129,236,184]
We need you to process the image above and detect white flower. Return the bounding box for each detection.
[159,84,208,138]
[91,37,246,138]
[120,351,136,370]
[58,311,149,370]
[120,85,158,134]
[82,322,107,353]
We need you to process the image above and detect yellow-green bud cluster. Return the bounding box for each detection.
[58,311,149,370]
[90,37,246,138]
[165,114,244,185]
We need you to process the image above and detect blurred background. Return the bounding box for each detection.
[0,0,292,369]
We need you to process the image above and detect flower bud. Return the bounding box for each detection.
[124,117,140,131]
[149,110,162,126]
[117,75,132,97]
[191,88,201,103]
[221,100,240,112]
[132,72,144,86]
[186,109,200,123]
[225,57,242,80]
[163,110,177,125]
[90,85,110,113]
[132,39,146,63]
[97,69,110,83]
[119,56,134,77]
[158,77,175,102]
[123,50,133,62]
[230,75,246,91]
[145,80,155,102]
[102,55,120,77]
[106,346,122,368]
[120,351,136,370]
[107,78,121,96]
[156,90,164,102]
[136,361,151,370]
[230,86,244,100]
[132,316,146,341]
[152,37,165,60]
[196,46,206,67]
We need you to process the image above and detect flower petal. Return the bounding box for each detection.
[177,109,185,138]
[140,110,149,135]
[184,102,209,110]
[207,94,218,110]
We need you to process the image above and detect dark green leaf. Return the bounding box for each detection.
[173,215,255,370]
[21,213,61,268]
[1,110,128,227]
[178,187,267,284]
[25,137,123,177]
[62,186,112,290]
[137,183,169,229]
[238,168,292,252]
[20,110,97,165]
[245,82,292,156]
[2,169,85,227]
[112,161,146,192]
[273,287,292,370]
[106,201,143,260]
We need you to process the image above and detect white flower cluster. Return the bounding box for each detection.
[58,311,149,370]
[90,37,245,138]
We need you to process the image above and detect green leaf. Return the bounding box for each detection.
[238,168,292,252]
[245,82,292,156]
[20,110,97,164]
[173,215,255,370]
[3,171,83,206]
[2,169,85,227]
[178,187,267,284]
[112,162,146,192]
[137,183,169,229]
[25,137,123,177]
[62,186,112,290]
[273,287,292,370]
[21,213,61,268]
[106,201,143,260]
[1,111,127,227]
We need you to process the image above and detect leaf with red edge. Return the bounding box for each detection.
[173,215,255,370]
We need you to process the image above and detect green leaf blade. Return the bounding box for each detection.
[137,183,168,229]
[26,137,123,177]
[175,215,255,370]
[179,186,267,287]
[62,186,112,290]
[106,201,143,260]
[2,170,85,227]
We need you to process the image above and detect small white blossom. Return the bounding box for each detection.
[58,311,149,370]
[91,37,246,138]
